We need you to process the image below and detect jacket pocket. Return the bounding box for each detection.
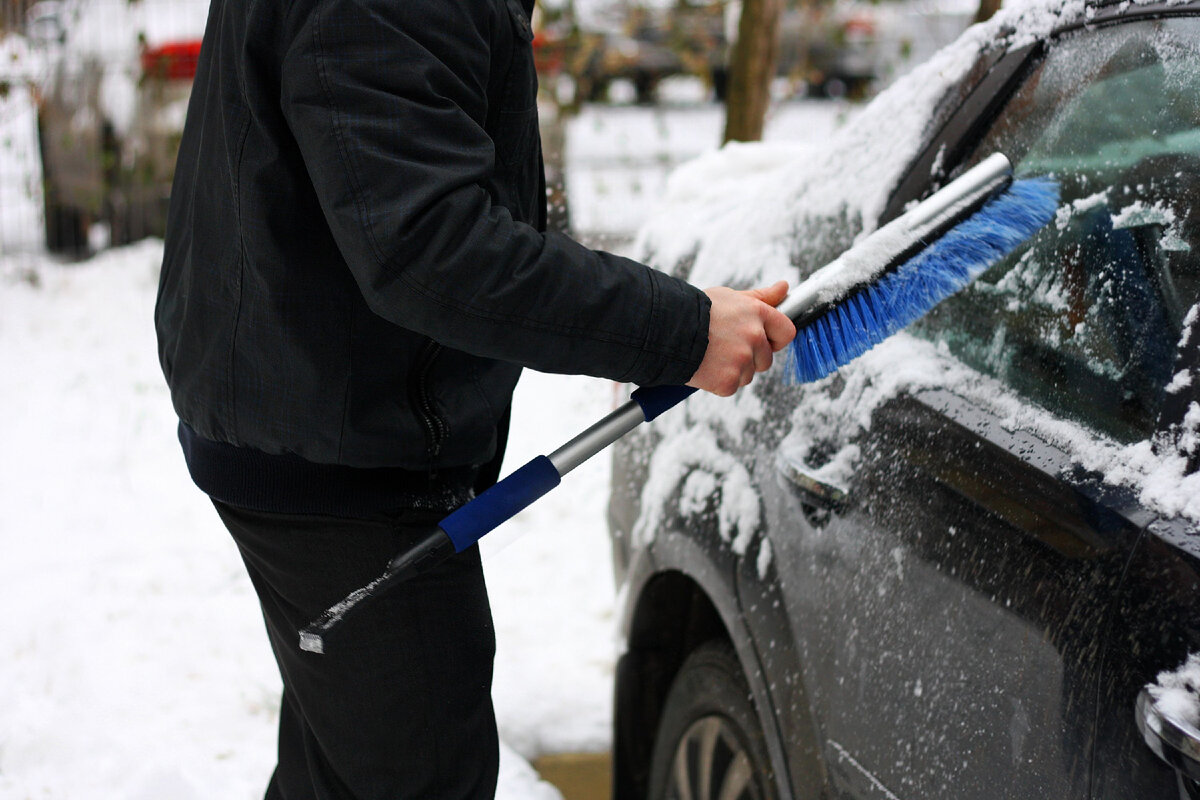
[494,0,538,168]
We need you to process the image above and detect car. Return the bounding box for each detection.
[34,0,207,254]
[608,1,1200,798]
[557,3,727,106]
[776,2,883,99]
[569,28,687,106]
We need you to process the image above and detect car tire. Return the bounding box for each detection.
[648,640,779,800]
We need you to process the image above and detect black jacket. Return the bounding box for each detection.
[155,0,709,512]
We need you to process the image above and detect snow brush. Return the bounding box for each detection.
[298,152,1058,654]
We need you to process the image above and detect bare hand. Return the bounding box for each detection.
[687,280,796,397]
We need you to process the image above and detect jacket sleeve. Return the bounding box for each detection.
[279,0,709,387]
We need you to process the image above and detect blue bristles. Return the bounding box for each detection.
[788,176,1060,383]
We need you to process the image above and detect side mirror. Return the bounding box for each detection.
[1137,685,1200,789]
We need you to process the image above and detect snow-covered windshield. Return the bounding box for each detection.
[921,17,1200,445]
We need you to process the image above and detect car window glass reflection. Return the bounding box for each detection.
[917,18,1200,444]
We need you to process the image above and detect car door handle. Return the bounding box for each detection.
[1135,687,1200,784]
[778,454,848,512]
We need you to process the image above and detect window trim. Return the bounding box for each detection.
[882,0,1200,225]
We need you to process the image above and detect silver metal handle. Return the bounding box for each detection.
[1136,687,1200,784]
[547,400,645,476]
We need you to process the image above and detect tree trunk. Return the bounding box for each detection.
[723,0,784,144]
[974,0,1002,24]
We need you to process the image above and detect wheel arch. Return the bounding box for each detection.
[613,569,732,800]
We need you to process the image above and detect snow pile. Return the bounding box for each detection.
[565,102,852,240]
[1147,653,1200,733]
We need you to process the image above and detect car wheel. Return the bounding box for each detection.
[648,641,779,800]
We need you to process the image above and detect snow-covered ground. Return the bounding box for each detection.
[0,45,852,797]
[0,241,595,799]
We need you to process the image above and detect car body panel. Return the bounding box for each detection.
[762,383,1148,799]
[1095,515,1200,799]
[611,2,1200,798]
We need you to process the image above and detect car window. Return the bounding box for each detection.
[916,17,1200,444]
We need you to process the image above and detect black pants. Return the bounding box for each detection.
[214,501,499,800]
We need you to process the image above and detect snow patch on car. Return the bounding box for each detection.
[795,333,1200,522]
[632,423,762,556]
[1147,652,1200,731]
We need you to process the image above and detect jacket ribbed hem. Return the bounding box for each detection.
[178,423,476,519]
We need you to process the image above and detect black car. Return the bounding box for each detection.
[608,1,1200,799]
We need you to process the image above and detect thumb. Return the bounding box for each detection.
[745,280,789,308]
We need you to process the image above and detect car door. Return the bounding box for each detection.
[760,13,1200,800]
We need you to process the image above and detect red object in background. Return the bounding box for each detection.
[842,15,875,36]
[141,40,203,81]
[532,30,566,76]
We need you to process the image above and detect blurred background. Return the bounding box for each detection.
[0,0,987,263]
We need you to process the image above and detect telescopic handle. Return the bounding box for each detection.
[440,455,561,552]
[441,384,697,550]
[297,382,700,653]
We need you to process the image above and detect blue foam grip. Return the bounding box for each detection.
[631,385,698,422]
[438,455,562,552]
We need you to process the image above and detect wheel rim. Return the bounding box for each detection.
[666,715,761,800]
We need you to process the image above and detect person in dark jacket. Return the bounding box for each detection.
[154,0,794,797]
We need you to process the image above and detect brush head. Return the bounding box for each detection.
[788,176,1060,383]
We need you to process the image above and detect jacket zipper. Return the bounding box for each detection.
[410,340,447,462]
